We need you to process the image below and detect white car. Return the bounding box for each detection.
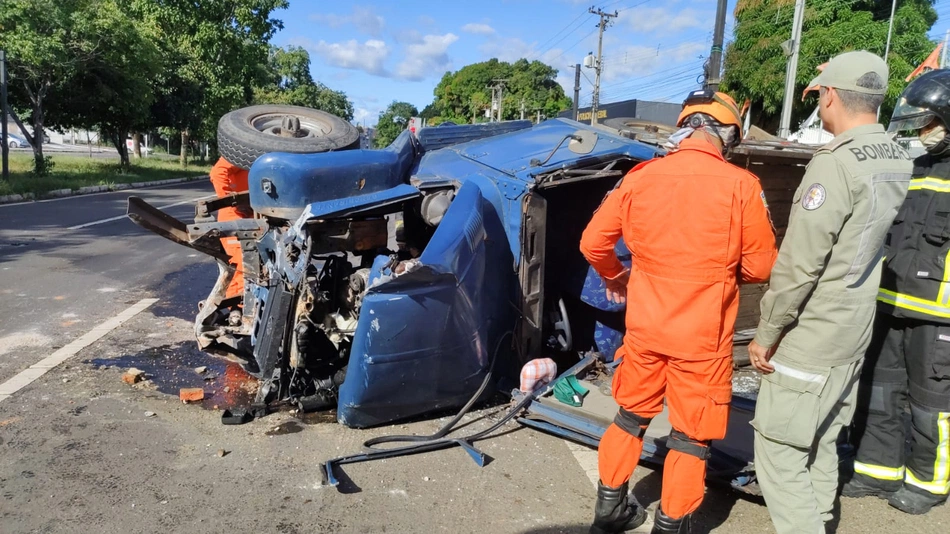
[4,133,29,148]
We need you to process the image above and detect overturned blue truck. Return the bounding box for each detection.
[128,106,815,491]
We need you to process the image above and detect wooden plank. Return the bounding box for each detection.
[731,157,806,332]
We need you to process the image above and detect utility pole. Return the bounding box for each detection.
[706,0,729,90]
[1,50,8,181]
[943,30,949,68]
[589,7,618,126]
[573,63,581,121]
[490,79,508,122]
[520,98,526,120]
[883,0,897,64]
[777,0,806,139]
[491,85,498,122]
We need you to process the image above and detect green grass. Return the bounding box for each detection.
[0,153,212,197]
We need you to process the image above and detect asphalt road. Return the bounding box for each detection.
[0,181,214,384]
[0,184,948,533]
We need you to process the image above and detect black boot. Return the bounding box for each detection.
[887,484,947,515]
[589,481,647,534]
[651,506,690,534]
[840,476,898,499]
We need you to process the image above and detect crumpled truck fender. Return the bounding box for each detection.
[337,180,515,428]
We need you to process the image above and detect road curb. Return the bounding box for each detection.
[0,175,209,205]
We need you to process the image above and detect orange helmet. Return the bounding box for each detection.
[677,89,743,130]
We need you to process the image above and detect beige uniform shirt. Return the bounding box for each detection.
[754,123,912,367]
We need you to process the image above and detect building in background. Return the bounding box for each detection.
[558,98,681,126]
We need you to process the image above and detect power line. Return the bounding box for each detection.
[600,39,709,68]
[610,66,704,97]
[546,26,599,63]
[534,10,589,52]
[533,11,593,60]
[599,59,705,91]
[604,62,705,100]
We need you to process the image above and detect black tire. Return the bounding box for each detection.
[217,105,360,170]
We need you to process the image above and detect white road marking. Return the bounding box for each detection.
[566,442,654,531]
[67,196,214,230]
[0,298,158,400]
[566,441,600,489]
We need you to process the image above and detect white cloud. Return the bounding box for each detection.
[478,37,537,63]
[354,107,375,124]
[599,42,707,83]
[617,7,708,34]
[310,39,392,77]
[396,33,459,81]
[394,28,425,45]
[462,23,496,35]
[310,13,347,28]
[352,6,385,37]
[310,6,385,37]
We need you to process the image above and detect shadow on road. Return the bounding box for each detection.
[519,468,765,534]
[146,262,216,321]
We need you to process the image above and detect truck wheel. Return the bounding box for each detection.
[217,105,360,170]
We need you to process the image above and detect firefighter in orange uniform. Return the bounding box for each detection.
[580,90,778,533]
[209,157,253,299]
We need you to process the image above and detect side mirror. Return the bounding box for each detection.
[568,130,597,155]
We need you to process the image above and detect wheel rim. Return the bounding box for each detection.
[249,113,334,139]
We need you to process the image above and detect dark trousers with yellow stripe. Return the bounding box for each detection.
[850,313,950,496]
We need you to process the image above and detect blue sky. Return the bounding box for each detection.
[273,0,950,127]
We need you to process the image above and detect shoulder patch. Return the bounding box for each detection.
[760,190,769,208]
[802,183,826,210]
[816,136,854,154]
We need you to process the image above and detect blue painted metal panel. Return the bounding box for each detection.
[455,119,660,179]
[248,130,418,219]
[416,120,533,152]
[338,180,515,427]
[298,183,421,220]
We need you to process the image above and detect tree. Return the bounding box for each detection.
[429,59,572,124]
[375,101,418,148]
[0,0,82,173]
[253,46,354,121]
[722,0,937,132]
[47,0,162,167]
[131,0,289,165]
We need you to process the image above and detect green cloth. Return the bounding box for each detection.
[553,375,589,407]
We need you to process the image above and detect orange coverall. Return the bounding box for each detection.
[579,137,777,518]
[209,157,252,299]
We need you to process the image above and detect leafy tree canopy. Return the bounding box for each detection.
[722,0,937,131]
[374,101,418,148]
[253,46,354,121]
[429,59,572,124]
